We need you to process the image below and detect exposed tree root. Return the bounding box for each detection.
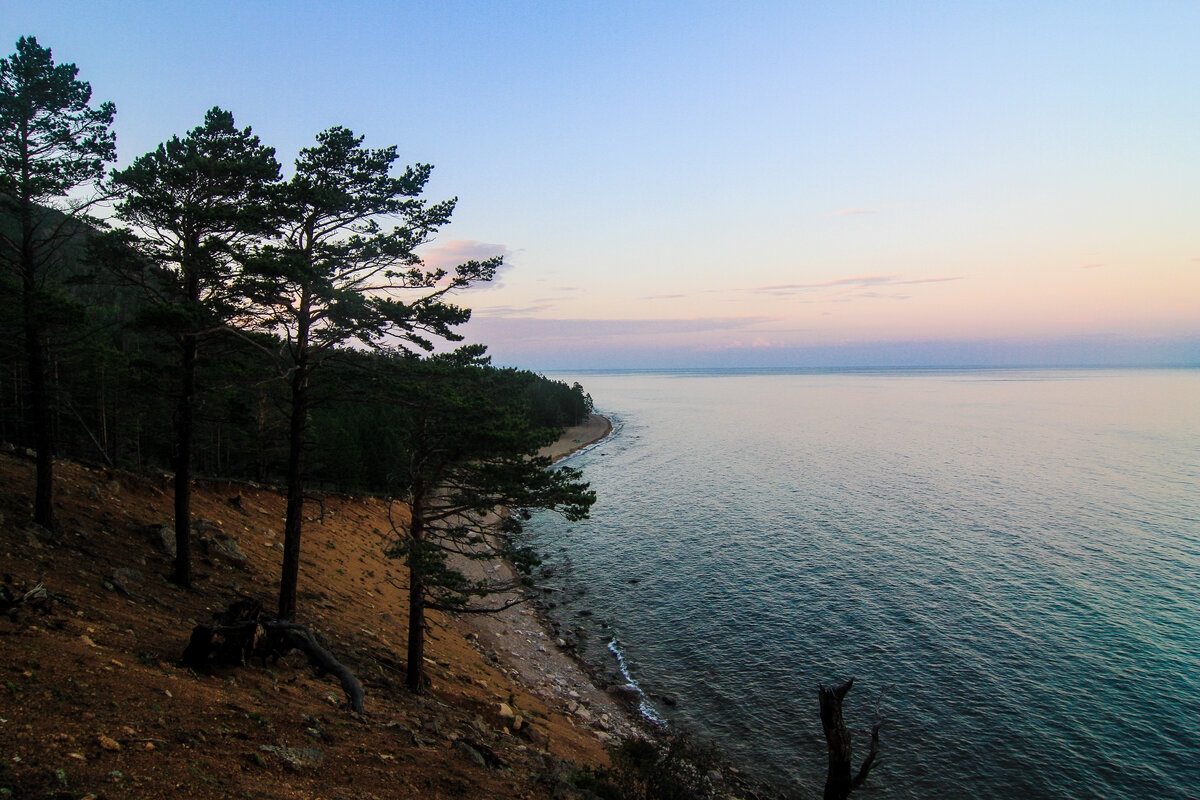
[181,598,365,714]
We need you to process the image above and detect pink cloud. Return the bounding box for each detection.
[754,274,961,295]
[417,240,513,288]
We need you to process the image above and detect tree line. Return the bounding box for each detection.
[0,36,595,665]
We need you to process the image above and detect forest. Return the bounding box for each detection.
[0,36,596,627]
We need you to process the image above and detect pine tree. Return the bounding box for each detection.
[107,107,279,587]
[0,36,115,529]
[384,357,595,693]
[239,126,499,620]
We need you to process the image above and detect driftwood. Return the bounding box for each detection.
[181,598,365,714]
[818,678,881,800]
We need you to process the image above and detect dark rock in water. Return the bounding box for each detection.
[577,610,593,617]
[658,694,678,707]
[606,683,642,702]
[628,578,640,584]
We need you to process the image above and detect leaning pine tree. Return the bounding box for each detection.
[383,355,595,693]
[237,127,500,620]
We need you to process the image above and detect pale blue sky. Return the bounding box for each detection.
[7,1,1199,368]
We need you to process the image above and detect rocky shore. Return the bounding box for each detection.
[463,414,647,746]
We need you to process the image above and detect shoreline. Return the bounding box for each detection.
[460,413,650,745]
[538,412,614,463]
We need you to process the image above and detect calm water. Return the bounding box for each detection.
[527,368,1200,799]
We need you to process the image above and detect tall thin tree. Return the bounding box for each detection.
[0,36,115,529]
[107,108,279,587]
[383,356,595,693]
[239,126,498,620]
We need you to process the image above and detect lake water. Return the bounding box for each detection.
[526,368,1200,799]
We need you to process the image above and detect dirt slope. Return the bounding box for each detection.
[0,444,623,800]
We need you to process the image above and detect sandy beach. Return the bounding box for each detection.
[463,414,642,744]
[538,413,613,462]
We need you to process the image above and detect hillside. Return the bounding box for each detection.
[0,418,637,800]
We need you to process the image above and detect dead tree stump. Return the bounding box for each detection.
[818,678,881,800]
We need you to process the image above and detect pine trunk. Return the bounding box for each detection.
[405,493,426,693]
[277,310,311,620]
[19,201,54,530]
[23,287,54,530]
[170,332,197,586]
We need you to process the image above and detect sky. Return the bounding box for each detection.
[6,1,1199,369]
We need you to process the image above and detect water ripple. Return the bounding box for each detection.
[530,369,1200,799]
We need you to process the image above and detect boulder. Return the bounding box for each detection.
[206,535,249,569]
[518,723,550,750]
[457,740,487,769]
[145,524,175,558]
[110,568,143,595]
[259,745,324,770]
[191,518,222,534]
